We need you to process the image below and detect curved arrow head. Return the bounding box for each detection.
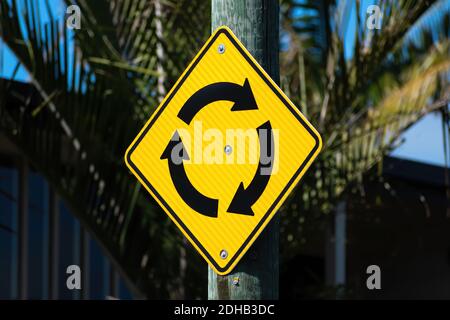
[230,79,258,112]
[227,120,274,216]
[160,131,190,162]
[227,182,255,216]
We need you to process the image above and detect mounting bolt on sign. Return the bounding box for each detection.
[220,249,228,260]
[124,27,322,275]
[218,43,226,54]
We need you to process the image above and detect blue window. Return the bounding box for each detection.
[0,156,133,299]
[0,161,18,299]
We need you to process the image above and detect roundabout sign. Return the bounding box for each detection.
[125,27,322,275]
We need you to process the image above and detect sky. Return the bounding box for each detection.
[1,0,65,81]
[0,0,447,167]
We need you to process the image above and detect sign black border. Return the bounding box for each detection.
[126,28,320,273]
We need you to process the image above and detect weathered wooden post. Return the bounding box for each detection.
[208,0,279,300]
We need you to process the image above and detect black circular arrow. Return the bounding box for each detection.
[163,79,274,218]
[160,131,219,218]
[177,78,258,124]
[227,121,274,216]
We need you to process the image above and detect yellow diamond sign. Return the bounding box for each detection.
[125,27,322,275]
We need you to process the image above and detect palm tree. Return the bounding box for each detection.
[0,0,211,299]
[0,0,448,298]
[279,0,449,265]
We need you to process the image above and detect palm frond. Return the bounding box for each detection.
[0,0,210,298]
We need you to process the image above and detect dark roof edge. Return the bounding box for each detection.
[383,156,447,188]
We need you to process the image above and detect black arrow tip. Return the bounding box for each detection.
[257,120,272,131]
[160,131,190,161]
[231,79,258,111]
[227,182,255,216]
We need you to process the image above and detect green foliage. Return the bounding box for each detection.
[0,0,210,298]
[279,0,450,259]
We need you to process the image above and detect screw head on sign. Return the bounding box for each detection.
[224,145,232,155]
[218,44,225,54]
[220,249,228,259]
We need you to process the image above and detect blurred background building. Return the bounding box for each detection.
[0,122,133,299]
[281,157,450,299]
